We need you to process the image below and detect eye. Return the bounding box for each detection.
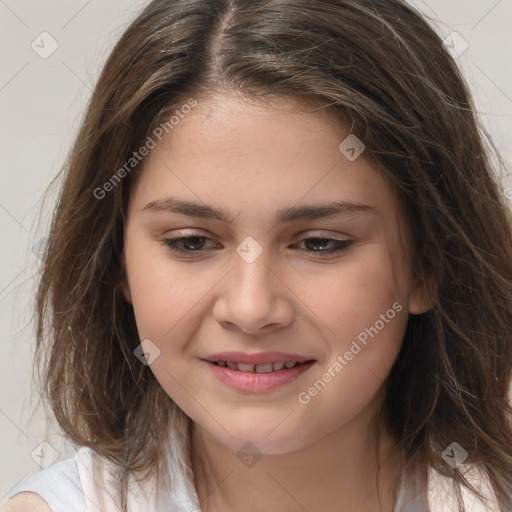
[162,234,352,258]
[293,237,352,256]
[162,235,217,255]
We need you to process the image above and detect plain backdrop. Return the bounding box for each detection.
[0,0,511,501]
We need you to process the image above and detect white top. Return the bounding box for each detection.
[9,417,501,511]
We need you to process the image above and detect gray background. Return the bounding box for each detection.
[0,0,511,501]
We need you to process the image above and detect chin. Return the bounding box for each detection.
[205,419,311,456]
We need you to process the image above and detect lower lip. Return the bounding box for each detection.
[204,360,316,393]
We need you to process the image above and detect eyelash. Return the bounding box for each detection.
[161,235,352,258]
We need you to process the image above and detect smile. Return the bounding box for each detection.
[212,360,304,373]
[205,359,316,393]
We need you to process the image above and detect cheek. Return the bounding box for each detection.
[300,240,410,346]
[124,242,215,408]
[124,229,208,340]
[290,245,410,438]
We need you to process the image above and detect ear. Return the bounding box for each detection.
[119,251,132,304]
[120,279,132,304]
[408,273,436,315]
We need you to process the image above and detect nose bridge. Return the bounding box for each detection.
[213,235,293,333]
[232,235,276,303]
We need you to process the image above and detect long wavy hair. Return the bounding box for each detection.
[34,0,512,509]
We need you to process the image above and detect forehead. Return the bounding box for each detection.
[129,94,398,224]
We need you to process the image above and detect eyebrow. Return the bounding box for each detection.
[142,196,376,224]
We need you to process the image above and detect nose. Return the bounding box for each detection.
[212,245,294,335]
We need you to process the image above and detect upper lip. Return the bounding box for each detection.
[203,351,315,365]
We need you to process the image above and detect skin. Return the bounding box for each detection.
[1,493,51,512]
[119,94,431,512]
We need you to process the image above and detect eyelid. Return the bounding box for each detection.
[297,229,352,240]
[168,228,352,239]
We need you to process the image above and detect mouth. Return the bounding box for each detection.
[209,360,314,373]
[202,352,317,393]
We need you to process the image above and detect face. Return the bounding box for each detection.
[121,94,430,455]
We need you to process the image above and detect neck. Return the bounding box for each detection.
[190,402,403,512]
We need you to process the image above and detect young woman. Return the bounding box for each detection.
[4,0,512,510]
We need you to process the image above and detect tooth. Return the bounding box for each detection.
[217,361,226,367]
[237,363,256,372]
[273,362,285,371]
[284,361,297,368]
[255,363,273,373]
[226,362,238,370]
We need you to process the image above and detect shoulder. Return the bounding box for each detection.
[1,493,51,512]
[4,452,86,512]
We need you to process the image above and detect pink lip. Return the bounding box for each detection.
[204,359,316,393]
[203,351,314,365]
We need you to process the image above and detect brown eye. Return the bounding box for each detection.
[295,237,352,256]
[161,235,352,258]
[162,236,216,254]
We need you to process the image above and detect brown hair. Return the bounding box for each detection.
[34,0,512,509]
